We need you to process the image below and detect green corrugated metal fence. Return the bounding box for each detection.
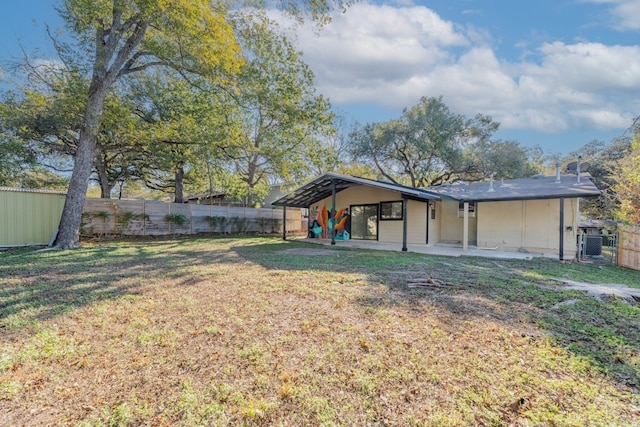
[0,188,66,247]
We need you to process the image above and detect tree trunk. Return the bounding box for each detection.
[246,185,254,207]
[174,163,184,203]
[246,158,257,207]
[54,85,108,248]
[94,153,113,198]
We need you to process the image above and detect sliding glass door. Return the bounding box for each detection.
[350,204,378,240]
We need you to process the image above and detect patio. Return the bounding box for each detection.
[293,237,545,260]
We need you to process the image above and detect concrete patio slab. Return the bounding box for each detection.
[292,238,544,260]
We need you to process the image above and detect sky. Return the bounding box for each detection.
[1,0,639,156]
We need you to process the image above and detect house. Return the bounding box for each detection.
[183,192,243,206]
[272,171,601,260]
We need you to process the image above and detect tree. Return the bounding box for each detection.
[92,91,148,198]
[466,139,540,181]
[222,15,335,206]
[320,113,379,178]
[126,71,233,203]
[564,138,632,220]
[348,96,501,187]
[51,0,244,247]
[613,118,640,224]
[0,64,83,178]
[0,64,153,199]
[52,0,348,248]
[0,134,38,186]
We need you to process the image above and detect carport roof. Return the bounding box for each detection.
[271,173,440,208]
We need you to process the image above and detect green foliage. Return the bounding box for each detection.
[116,211,136,228]
[164,213,187,226]
[208,13,335,206]
[0,135,37,186]
[348,96,506,187]
[613,119,640,224]
[205,215,250,234]
[204,215,219,231]
[218,216,229,234]
[231,216,248,234]
[256,217,271,233]
[467,139,539,180]
[95,211,109,220]
[84,211,110,236]
[563,138,633,220]
[115,211,148,234]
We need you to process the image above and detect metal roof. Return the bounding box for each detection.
[0,186,67,195]
[425,174,601,202]
[271,173,440,207]
[272,173,602,208]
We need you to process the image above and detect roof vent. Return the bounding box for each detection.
[573,155,586,186]
[567,156,590,186]
[555,163,561,184]
[488,173,495,192]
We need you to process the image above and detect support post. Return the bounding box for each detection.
[331,179,337,245]
[402,197,408,252]
[463,201,469,251]
[559,197,564,260]
[426,202,431,245]
[282,205,287,240]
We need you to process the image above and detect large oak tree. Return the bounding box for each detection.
[347,96,537,187]
[54,0,244,247]
[221,13,335,206]
[613,117,640,224]
[54,0,349,248]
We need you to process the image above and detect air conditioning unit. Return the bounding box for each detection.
[584,235,602,256]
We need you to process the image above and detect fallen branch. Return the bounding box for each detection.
[406,278,462,289]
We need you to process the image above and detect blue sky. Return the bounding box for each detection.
[2,0,639,156]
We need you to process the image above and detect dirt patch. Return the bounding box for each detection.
[552,278,640,303]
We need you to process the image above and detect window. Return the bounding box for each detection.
[380,201,403,220]
[457,201,476,218]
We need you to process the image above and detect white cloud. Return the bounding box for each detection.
[283,3,640,134]
[581,0,640,30]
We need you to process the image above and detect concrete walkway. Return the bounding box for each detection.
[293,238,544,260]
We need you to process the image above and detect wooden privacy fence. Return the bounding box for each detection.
[618,224,640,271]
[82,199,304,237]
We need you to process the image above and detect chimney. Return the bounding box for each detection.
[555,163,561,184]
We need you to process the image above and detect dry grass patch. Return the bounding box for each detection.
[1,237,638,426]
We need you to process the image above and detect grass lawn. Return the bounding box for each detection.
[1,236,639,426]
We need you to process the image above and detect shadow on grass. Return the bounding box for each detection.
[0,238,240,330]
[1,236,637,393]
[232,239,640,392]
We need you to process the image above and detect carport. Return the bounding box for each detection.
[272,173,440,251]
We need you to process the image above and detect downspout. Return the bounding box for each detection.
[402,196,408,252]
[331,179,337,245]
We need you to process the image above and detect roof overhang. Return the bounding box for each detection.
[425,175,601,202]
[271,173,440,208]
